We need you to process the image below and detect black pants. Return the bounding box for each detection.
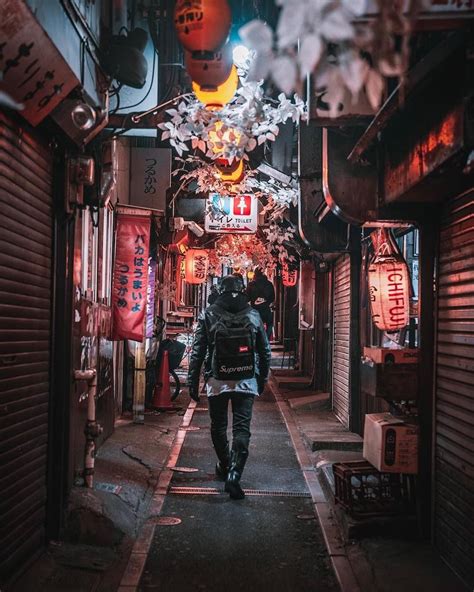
[208,393,255,461]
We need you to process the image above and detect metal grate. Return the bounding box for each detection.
[169,486,311,498]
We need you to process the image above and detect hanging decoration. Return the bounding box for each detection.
[159,79,305,159]
[174,0,231,54]
[112,210,151,341]
[239,1,422,116]
[192,64,239,108]
[368,228,410,332]
[185,43,233,89]
[282,264,298,287]
[215,158,245,184]
[185,248,209,284]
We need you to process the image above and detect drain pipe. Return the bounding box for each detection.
[74,369,103,487]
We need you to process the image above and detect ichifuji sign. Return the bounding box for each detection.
[205,193,257,234]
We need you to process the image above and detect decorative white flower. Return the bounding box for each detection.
[239,0,416,117]
[158,79,306,161]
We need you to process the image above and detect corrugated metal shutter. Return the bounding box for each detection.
[332,254,351,427]
[434,188,474,588]
[0,114,53,580]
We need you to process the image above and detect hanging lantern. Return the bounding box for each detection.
[282,264,298,287]
[185,43,233,88]
[185,248,209,284]
[193,64,238,108]
[215,158,244,183]
[368,229,410,331]
[208,121,242,154]
[174,0,231,54]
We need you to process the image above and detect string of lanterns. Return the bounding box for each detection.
[174,0,244,191]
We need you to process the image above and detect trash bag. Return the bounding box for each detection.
[158,338,186,370]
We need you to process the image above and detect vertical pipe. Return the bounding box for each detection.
[133,339,146,424]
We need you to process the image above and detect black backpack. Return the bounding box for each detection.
[211,309,255,381]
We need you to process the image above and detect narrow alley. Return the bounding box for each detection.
[1,1,474,591]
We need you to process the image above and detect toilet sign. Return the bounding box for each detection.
[205,193,257,234]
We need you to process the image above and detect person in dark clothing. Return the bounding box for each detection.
[187,275,271,500]
[207,284,219,305]
[246,267,275,340]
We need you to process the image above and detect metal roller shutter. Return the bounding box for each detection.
[434,188,474,588]
[332,254,351,428]
[0,113,53,580]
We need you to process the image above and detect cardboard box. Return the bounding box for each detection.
[363,347,419,365]
[363,413,419,474]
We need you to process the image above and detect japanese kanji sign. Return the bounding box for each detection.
[112,211,151,341]
[0,0,79,126]
[205,193,257,234]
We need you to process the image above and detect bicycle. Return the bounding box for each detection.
[146,316,186,403]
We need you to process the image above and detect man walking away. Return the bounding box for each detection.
[246,267,275,340]
[187,275,271,500]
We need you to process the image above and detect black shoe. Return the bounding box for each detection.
[225,450,248,500]
[215,461,228,480]
[225,474,245,499]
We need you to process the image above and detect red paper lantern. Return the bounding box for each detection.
[193,64,238,108]
[185,43,233,89]
[282,264,298,287]
[368,256,410,331]
[215,158,244,183]
[185,249,209,284]
[174,0,231,54]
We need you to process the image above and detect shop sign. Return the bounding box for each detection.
[146,259,156,339]
[368,229,410,332]
[185,249,209,284]
[112,210,151,341]
[282,264,298,287]
[0,0,79,126]
[365,0,473,14]
[130,147,171,211]
[205,193,257,234]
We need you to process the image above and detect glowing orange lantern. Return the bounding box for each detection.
[368,255,410,331]
[282,264,298,287]
[185,248,209,284]
[193,64,238,108]
[185,43,233,88]
[215,158,244,183]
[174,0,231,54]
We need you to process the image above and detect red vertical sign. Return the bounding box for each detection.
[112,213,151,341]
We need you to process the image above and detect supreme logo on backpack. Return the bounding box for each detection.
[211,312,255,381]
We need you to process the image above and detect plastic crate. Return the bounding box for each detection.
[333,460,416,518]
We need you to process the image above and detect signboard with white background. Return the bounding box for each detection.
[205,193,258,234]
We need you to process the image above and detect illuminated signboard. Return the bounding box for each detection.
[205,193,257,234]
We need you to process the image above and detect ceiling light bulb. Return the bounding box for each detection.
[232,44,250,67]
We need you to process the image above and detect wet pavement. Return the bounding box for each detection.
[138,389,339,592]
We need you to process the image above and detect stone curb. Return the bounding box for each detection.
[117,400,197,591]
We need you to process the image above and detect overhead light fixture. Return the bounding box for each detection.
[101,27,149,89]
[232,44,250,68]
[71,102,97,130]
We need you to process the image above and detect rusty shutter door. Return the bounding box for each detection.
[332,254,351,428]
[434,188,474,588]
[0,114,53,580]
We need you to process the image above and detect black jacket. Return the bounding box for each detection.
[187,292,271,388]
[246,276,275,325]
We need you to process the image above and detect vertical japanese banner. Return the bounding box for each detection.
[112,212,151,341]
[146,259,157,339]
